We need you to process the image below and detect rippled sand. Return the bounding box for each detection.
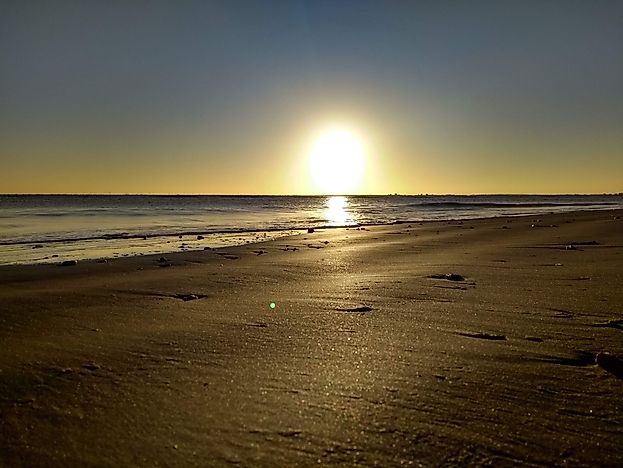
[1,210,622,466]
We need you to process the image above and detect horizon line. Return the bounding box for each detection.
[2,192,622,197]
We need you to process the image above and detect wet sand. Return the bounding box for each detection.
[1,210,622,466]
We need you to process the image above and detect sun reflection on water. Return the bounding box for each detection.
[325,196,354,225]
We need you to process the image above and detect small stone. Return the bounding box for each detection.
[197,235,205,240]
[59,260,78,267]
[158,257,168,263]
[307,228,315,233]
[32,244,44,249]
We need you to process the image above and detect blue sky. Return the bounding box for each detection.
[1,1,622,194]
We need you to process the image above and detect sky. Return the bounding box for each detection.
[1,0,622,195]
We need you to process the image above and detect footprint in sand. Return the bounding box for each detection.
[334,306,373,313]
[455,331,507,341]
[428,273,465,282]
[591,319,623,330]
[596,352,623,379]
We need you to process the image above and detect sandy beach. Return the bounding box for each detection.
[1,209,622,466]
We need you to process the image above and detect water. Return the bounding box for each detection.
[1,194,621,265]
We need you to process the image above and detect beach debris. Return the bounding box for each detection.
[173,293,207,301]
[253,250,266,255]
[83,363,101,371]
[428,273,465,282]
[307,228,315,233]
[596,352,623,379]
[335,306,373,313]
[59,260,78,266]
[455,331,507,341]
[32,244,44,249]
[197,235,205,240]
[565,245,577,250]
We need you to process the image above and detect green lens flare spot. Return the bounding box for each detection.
[269,302,276,309]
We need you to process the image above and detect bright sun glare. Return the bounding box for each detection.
[309,128,365,194]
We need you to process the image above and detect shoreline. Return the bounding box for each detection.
[1,208,622,465]
[2,207,621,267]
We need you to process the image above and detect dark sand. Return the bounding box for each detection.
[1,210,622,466]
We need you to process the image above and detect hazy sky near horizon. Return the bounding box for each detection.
[1,0,622,194]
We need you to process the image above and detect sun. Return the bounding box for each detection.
[309,128,365,194]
